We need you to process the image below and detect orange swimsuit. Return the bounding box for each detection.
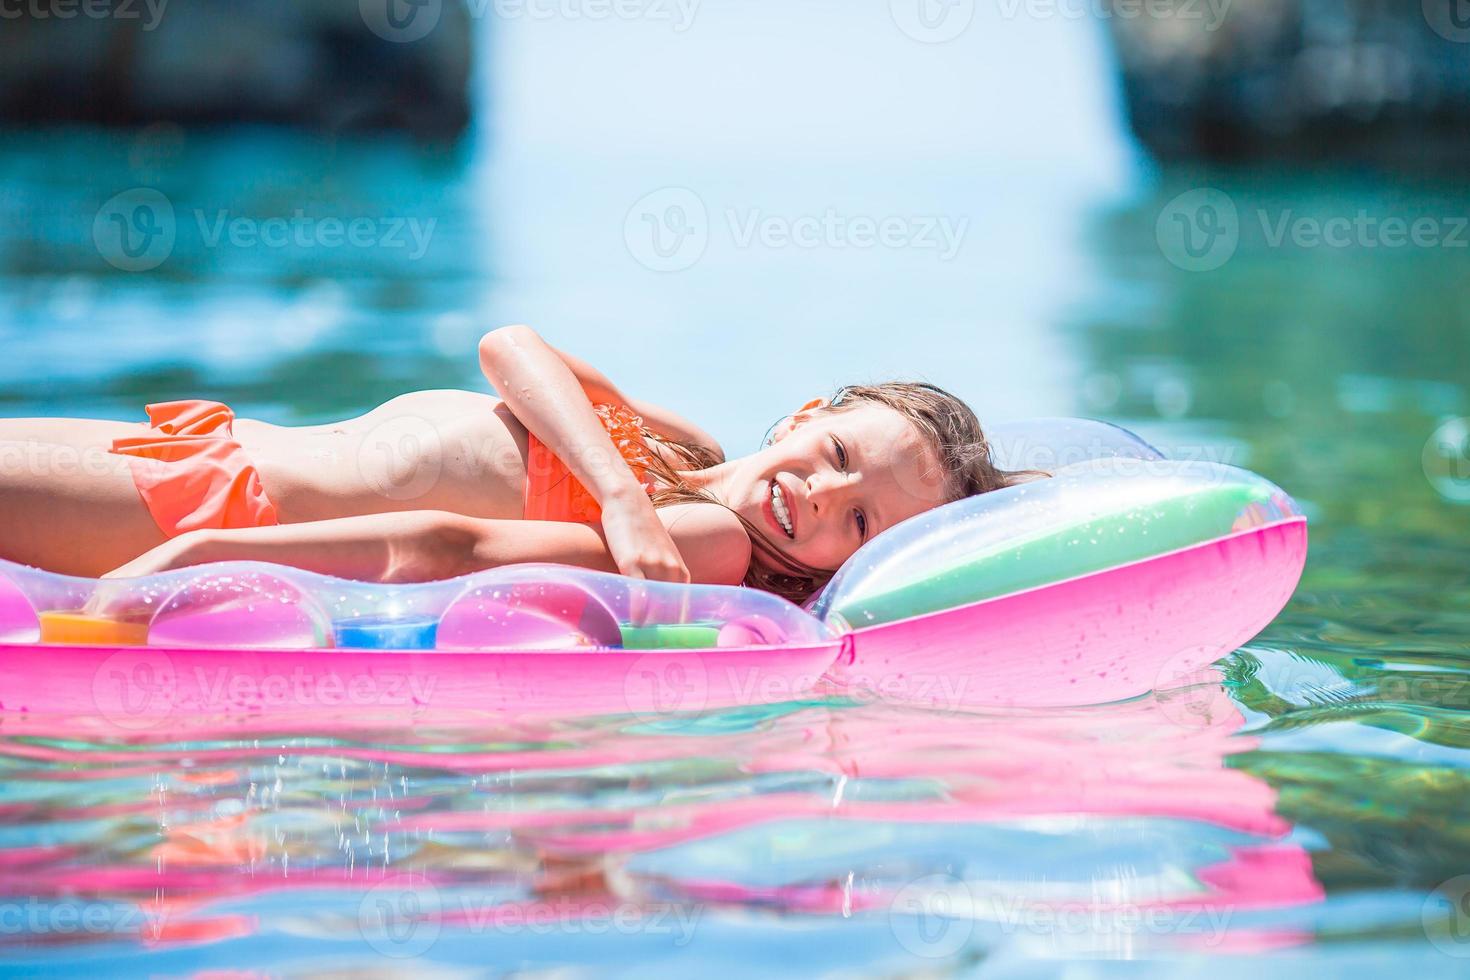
[523,403,658,523]
[110,400,279,538]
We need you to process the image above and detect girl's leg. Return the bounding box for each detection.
[0,418,168,577]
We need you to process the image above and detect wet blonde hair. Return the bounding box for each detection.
[642,382,1037,604]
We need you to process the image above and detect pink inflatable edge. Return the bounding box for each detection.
[0,639,844,724]
[0,519,1305,721]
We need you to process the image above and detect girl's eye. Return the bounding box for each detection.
[833,436,848,470]
[854,509,868,540]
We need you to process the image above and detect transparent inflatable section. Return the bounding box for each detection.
[0,560,833,651]
[146,567,334,649]
[0,570,41,644]
[812,457,1304,631]
[986,417,1163,473]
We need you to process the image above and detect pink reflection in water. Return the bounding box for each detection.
[0,669,1322,960]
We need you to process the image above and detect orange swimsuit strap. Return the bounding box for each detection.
[523,403,657,524]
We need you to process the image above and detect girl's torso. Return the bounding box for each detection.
[232,390,532,524]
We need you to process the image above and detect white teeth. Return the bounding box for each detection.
[771,481,794,538]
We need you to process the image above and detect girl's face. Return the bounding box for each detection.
[720,400,948,572]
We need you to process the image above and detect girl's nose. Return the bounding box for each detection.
[805,471,845,514]
[803,474,824,513]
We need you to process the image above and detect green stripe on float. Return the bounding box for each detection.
[830,482,1276,628]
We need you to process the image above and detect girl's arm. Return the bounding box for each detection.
[542,343,724,462]
[103,505,752,587]
[104,511,472,583]
[478,324,691,583]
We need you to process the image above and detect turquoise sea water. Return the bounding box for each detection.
[2,7,1470,975]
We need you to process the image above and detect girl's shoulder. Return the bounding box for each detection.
[656,501,751,586]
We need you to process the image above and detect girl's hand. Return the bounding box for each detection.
[101,533,204,580]
[598,491,691,584]
[86,535,206,619]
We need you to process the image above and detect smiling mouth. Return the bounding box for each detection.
[770,479,795,539]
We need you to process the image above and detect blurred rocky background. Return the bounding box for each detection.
[7,0,1465,166]
[0,0,473,139]
[1105,0,1470,169]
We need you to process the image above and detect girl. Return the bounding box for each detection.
[0,325,1021,603]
